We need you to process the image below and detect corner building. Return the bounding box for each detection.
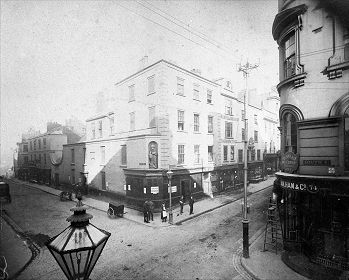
[62,60,279,209]
[273,0,349,269]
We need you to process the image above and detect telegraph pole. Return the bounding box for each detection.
[238,60,259,258]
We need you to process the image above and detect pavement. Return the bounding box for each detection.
[0,201,32,280]
[4,176,310,280]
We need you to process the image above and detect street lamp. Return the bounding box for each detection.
[46,196,110,280]
[166,169,174,224]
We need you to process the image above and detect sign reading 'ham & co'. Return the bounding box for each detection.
[280,179,319,194]
[281,152,299,173]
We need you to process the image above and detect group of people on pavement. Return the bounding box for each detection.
[178,195,195,215]
[144,195,195,223]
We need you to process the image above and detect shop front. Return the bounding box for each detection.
[276,172,349,270]
[124,168,204,210]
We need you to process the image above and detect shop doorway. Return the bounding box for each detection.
[101,171,106,190]
[180,179,190,200]
[54,173,59,187]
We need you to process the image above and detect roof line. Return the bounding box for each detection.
[114,59,219,86]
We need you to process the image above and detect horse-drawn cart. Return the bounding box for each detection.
[107,202,125,218]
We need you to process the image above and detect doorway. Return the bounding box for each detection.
[101,171,106,190]
[180,179,190,200]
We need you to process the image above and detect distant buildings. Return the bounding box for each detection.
[58,60,280,208]
[16,120,85,184]
[273,0,349,271]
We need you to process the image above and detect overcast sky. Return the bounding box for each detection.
[0,0,279,169]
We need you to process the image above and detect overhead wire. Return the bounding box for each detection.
[136,0,239,59]
[117,2,240,62]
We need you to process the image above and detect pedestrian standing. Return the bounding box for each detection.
[179,195,184,214]
[161,202,167,222]
[148,200,154,221]
[189,196,194,215]
[143,201,149,223]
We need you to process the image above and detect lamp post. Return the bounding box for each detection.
[238,60,259,259]
[46,196,110,280]
[166,169,173,224]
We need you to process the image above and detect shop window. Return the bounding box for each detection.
[283,112,297,153]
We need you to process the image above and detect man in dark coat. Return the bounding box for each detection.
[147,200,154,221]
[179,195,184,214]
[143,201,149,223]
[189,196,194,215]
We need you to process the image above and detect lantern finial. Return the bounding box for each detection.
[66,196,93,226]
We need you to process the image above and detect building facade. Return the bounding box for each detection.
[16,121,84,185]
[273,0,349,270]
[61,60,279,208]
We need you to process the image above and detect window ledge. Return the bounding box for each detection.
[177,130,188,133]
[194,131,201,134]
[207,102,213,105]
[71,163,75,166]
[276,72,307,91]
[176,94,186,97]
[193,99,201,102]
[120,165,127,168]
[323,61,349,80]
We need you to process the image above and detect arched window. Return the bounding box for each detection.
[344,108,349,170]
[283,113,297,153]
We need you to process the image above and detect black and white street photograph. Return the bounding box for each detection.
[1,0,349,279]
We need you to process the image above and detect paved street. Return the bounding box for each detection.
[2,180,272,280]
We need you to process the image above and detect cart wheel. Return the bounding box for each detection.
[107,207,114,217]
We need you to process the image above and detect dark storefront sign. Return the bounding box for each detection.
[280,178,319,193]
[303,160,331,166]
